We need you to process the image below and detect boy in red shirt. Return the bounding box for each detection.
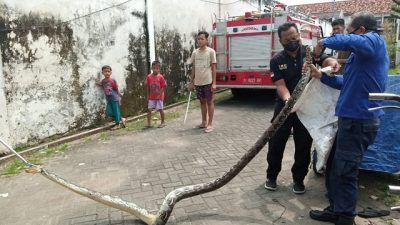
[145,61,167,128]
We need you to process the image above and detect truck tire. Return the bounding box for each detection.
[231,88,243,98]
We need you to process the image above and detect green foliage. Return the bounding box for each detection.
[388,64,400,74]
[120,32,149,118]
[383,19,397,68]
[155,26,193,106]
[120,26,195,120]
[392,0,400,19]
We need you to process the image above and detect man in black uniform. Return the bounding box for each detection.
[265,22,339,194]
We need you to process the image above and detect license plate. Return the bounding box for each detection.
[246,78,261,84]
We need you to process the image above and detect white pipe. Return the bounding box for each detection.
[146,0,156,65]
[183,91,192,124]
[389,185,400,194]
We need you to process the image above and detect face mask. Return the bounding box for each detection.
[283,40,300,52]
[349,27,360,35]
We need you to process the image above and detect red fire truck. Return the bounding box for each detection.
[212,4,321,96]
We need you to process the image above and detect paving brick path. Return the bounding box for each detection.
[0,92,398,225]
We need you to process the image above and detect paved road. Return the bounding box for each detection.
[0,91,398,225]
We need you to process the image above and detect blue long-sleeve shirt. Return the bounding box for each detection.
[320,32,389,119]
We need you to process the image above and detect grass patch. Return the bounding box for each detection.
[85,137,93,142]
[359,170,400,207]
[2,160,25,176]
[38,144,68,158]
[114,111,182,136]
[99,133,110,141]
[383,188,400,206]
[388,65,400,75]
[14,143,36,152]
[165,111,181,120]
[1,144,69,176]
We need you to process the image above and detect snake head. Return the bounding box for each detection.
[25,165,42,174]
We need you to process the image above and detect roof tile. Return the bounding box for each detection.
[294,0,392,15]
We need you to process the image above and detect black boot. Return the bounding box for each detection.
[309,206,338,223]
[335,216,354,225]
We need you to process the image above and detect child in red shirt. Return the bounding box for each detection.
[145,61,167,128]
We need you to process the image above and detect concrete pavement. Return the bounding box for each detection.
[0,92,398,225]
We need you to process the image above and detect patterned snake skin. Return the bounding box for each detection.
[17,46,313,225]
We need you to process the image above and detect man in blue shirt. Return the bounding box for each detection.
[308,12,389,225]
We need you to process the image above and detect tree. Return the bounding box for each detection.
[392,0,400,19]
[383,19,397,68]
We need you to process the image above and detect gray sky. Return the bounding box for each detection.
[278,0,344,5]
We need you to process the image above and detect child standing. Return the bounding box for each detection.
[188,31,217,133]
[96,65,126,130]
[145,61,167,128]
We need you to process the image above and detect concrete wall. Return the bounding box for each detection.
[0,0,255,152]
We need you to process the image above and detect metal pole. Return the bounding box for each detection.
[0,138,33,166]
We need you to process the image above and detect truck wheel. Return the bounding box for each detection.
[231,88,243,98]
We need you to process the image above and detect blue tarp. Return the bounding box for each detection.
[360,75,400,173]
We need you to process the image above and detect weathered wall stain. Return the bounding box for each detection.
[0,6,91,148]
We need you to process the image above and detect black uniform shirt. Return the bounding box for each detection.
[269,45,329,114]
[270,45,329,94]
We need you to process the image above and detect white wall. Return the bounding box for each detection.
[0,0,257,148]
[0,45,10,153]
[152,0,257,35]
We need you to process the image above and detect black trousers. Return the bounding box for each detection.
[325,134,337,205]
[266,112,313,183]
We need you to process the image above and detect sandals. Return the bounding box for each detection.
[111,118,126,130]
[158,123,166,128]
[358,207,390,218]
[110,124,121,130]
[121,118,127,128]
[196,124,207,129]
[205,126,214,133]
